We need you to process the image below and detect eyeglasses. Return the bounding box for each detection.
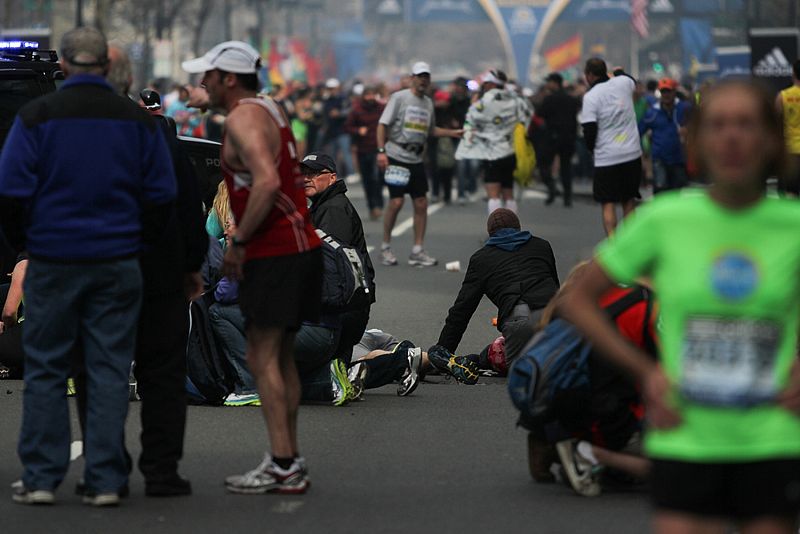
[303,171,334,179]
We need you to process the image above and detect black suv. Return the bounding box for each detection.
[0,45,63,150]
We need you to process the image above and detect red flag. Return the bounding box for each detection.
[631,0,649,38]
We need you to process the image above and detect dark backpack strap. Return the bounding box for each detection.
[603,286,647,320]
[640,288,658,357]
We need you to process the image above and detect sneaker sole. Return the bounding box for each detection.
[225,484,277,495]
[408,260,437,267]
[224,400,262,407]
[448,358,479,385]
[398,348,422,397]
[12,491,54,505]
[555,441,601,497]
[331,361,353,406]
[82,494,120,506]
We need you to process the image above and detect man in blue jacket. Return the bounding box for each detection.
[638,78,692,194]
[0,27,176,506]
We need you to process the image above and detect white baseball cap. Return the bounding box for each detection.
[412,61,431,76]
[325,78,341,89]
[182,41,261,74]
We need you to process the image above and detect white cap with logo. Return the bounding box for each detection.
[182,40,261,74]
[412,61,431,76]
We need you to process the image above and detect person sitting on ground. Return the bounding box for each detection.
[434,208,560,377]
[524,262,657,497]
[302,152,422,397]
[208,219,260,407]
[0,254,27,378]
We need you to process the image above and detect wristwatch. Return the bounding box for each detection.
[231,235,248,248]
[377,147,386,154]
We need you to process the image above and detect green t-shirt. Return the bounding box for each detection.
[597,189,800,462]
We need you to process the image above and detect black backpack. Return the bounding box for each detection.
[316,228,371,312]
[186,295,235,405]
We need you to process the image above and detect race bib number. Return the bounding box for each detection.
[384,165,411,187]
[680,317,781,407]
[402,106,431,137]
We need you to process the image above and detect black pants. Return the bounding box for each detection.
[363,352,408,389]
[336,307,370,366]
[433,165,455,203]
[76,292,189,481]
[358,152,384,211]
[540,141,575,202]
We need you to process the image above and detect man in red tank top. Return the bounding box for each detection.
[183,41,322,495]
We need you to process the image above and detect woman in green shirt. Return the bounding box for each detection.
[560,80,800,533]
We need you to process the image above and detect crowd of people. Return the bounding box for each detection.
[2,23,800,534]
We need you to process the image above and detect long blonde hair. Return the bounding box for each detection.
[211,181,230,228]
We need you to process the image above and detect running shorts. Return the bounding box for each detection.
[483,154,517,189]
[592,157,642,203]
[385,157,429,199]
[651,458,800,520]
[239,248,322,331]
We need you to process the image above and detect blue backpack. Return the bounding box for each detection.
[507,288,650,423]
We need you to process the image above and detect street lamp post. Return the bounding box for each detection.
[76,0,84,27]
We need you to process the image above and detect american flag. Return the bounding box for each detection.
[631,0,649,38]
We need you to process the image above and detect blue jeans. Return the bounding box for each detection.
[295,324,339,402]
[357,152,384,210]
[209,302,256,395]
[456,159,479,197]
[653,160,688,193]
[19,258,142,493]
[324,134,354,177]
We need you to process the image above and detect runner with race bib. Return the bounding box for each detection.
[559,80,800,534]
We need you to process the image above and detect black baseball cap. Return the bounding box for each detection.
[300,152,337,174]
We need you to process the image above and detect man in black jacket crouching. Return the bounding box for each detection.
[436,209,559,370]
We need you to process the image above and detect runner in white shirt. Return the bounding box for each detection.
[579,58,643,235]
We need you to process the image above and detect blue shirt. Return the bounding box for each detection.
[638,100,691,166]
[0,74,176,261]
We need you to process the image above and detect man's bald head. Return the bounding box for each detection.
[107,44,132,96]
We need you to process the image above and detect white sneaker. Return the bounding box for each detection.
[555,439,601,497]
[408,250,437,267]
[224,392,261,406]
[397,347,422,397]
[381,247,398,266]
[11,480,54,505]
[83,493,120,507]
[347,362,368,401]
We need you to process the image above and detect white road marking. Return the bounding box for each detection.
[392,202,443,237]
[272,500,305,514]
[70,440,83,461]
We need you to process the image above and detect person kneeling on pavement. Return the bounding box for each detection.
[431,209,560,381]
[520,262,656,497]
[303,152,422,398]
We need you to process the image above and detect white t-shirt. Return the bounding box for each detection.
[579,76,642,167]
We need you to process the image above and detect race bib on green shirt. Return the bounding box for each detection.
[680,316,781,407]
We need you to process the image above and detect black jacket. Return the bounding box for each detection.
[537,89,580,144]
[437,237,559,352]
[139,116,208,298]
[308,180,376,303]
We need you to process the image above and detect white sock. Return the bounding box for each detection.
[381,242,391,251]
[505,199,518,214]
[411,244,423,254]
[488,198,502,214]
[576,441,599,465]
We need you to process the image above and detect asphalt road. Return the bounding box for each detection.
[0,178,652,533]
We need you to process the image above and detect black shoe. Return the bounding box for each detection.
[145,474,192,497]
[75,479,130,498]
[564,198,573,208]
[427,345,479,385]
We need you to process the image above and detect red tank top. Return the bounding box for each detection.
[221,97,320,259]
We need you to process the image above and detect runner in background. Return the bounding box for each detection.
[376,61,462,268]
[579,59,643,235]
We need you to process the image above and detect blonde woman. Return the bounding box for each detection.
[206,181,231,242]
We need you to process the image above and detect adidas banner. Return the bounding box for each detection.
[749,28,799,94]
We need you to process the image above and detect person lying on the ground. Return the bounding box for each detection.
[524,261,657,497]
[436,208,560,368]
[349,329,423,396]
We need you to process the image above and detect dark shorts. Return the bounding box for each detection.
[483,154,517,189]
[385,157,429,199]
[651,458,800,520]
[593,158,642,203]
[240,248,323,332]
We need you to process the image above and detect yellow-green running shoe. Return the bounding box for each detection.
[329,359,353,406]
